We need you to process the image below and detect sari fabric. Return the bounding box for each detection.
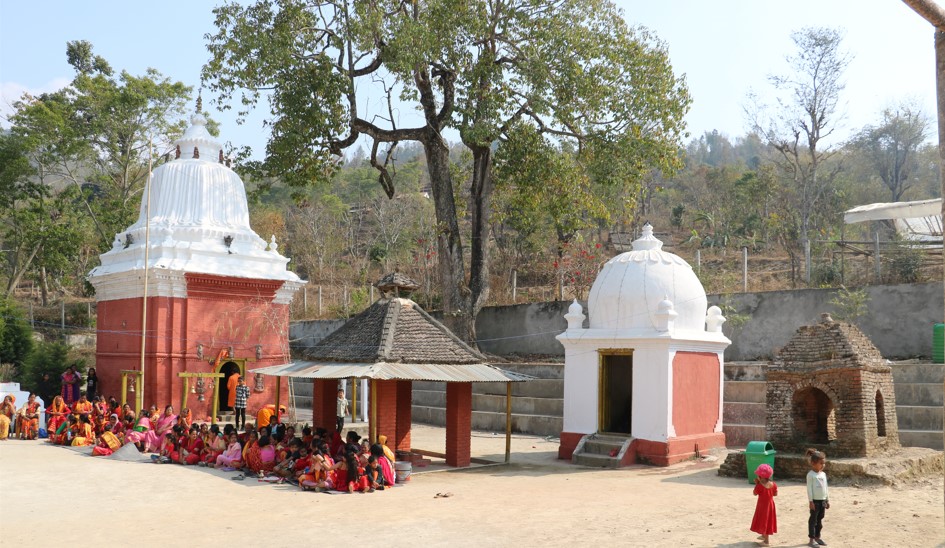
[215,442,243,467]
[17,402,41,439]
[61,371,81,405]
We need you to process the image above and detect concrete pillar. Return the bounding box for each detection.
[312,379,336,433]
[395,380,412,453]
[445,382,472,467]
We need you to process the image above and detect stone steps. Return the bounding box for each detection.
[572,434,629,468]
[723,402,766,425]
[411,405,562,436]
[897,405,944,431]
[890,363,945,384]
[724,362,768,381]
[899,429,944,450]
[723,424,767,448]
[894,383,943,406]
[412,389,564,416]
[724,381,766,403]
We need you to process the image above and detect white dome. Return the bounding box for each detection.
[89,113,302,293]
[587,224,707,331]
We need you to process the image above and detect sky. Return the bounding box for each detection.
[0,0,938,159]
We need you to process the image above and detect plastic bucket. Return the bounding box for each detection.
[394,461,412,483]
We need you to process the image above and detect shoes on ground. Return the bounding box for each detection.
[815,539,827,546]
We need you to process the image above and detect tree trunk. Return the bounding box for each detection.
[468,145,493,321]
[40,265,49,307]
[423,132,474,343]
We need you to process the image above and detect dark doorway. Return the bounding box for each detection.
[600,353,632,434]
[219,361,241,412]
[875,390,886,437]
[792,387,836,444]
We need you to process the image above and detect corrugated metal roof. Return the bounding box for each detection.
[249,361,532,383]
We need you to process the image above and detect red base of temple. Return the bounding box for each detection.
[559,431,726,467]
[558,431,586,460]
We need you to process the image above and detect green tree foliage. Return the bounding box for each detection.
[2,41,195,298]
[0,296,34,368]
[18,341,76,397]
[204,0,689,340]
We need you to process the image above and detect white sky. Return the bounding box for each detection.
[0,0,938,158]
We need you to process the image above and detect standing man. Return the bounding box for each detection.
[336,388,348,433]
[226,371,239,411]
[234,376,250,430]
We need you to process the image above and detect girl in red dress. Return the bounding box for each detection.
[750,463,777,546]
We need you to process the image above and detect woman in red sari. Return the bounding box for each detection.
[16,393,41,440]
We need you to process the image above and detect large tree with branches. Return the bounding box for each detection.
[203,0,689,341]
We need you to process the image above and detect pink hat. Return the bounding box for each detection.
[755,463,773,479]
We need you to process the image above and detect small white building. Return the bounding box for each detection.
[556,224,730,466]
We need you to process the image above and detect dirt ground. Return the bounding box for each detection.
[1,425,943,547]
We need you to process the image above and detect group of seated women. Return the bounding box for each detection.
[22,393,398,494]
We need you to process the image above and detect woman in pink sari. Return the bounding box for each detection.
[60,366,81,406]
[214,433,244,469]
[124,409,154,450]
[141,405,177,451]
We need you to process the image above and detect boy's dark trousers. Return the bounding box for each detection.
[234,406,246,429]
[808,500,826,539]
[336,415,344,433]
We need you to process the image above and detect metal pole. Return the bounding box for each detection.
[840,225,845,285]
[804,240,811,285]
[874,231,882,282]
[139,136,154,413]
[318,286,323,315]
[275,375,282,425]
[29,302,33,327]
[361,379,368,422]
[558,272,564,301]
[742,247,748,292]
[60,300,65,331]
[303,287,308,312]
[695,249,701,275]
[370,285,375,302]
[370,379,377,443]
[352,379,357,425]
[505,382,512,463]
[511,269,517,303]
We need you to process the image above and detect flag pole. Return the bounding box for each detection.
[138,135,154,413]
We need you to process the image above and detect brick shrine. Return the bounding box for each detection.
[766,313,900,458]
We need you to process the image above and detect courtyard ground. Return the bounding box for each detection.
[0,424,942,547]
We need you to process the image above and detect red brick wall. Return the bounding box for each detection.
[445,382,472,467]
[312,379,337,432]
[95,274,291,416]
[372,380,398,446]
[671,352,720,437]
[395,380,412,452]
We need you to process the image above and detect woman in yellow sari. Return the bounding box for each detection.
[0,395,16,440]
[71,414,95,446]
[46,396,71,444]
[16,393,41,440]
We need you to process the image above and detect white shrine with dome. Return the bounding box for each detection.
[88,109,303,418]
[556,224,730,466]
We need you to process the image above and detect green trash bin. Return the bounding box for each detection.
[745,441,776,484]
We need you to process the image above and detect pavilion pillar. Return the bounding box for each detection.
[445,382,472,467]
[395,380,412,453]
[371,379,398,446]
[312,379,337,433]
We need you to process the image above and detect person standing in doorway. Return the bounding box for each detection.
[86,368,98,401]
[226,371,239,411]
[336,388,348,433]
[234,376,250,430]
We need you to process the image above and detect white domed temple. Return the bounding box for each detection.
[88,110,304,418]
[556,223,730,466]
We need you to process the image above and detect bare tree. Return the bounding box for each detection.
[853,102,931,201]
[749,27,851,249]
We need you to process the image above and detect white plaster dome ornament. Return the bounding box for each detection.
[89,109,303,301]
[587,223,707,331]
